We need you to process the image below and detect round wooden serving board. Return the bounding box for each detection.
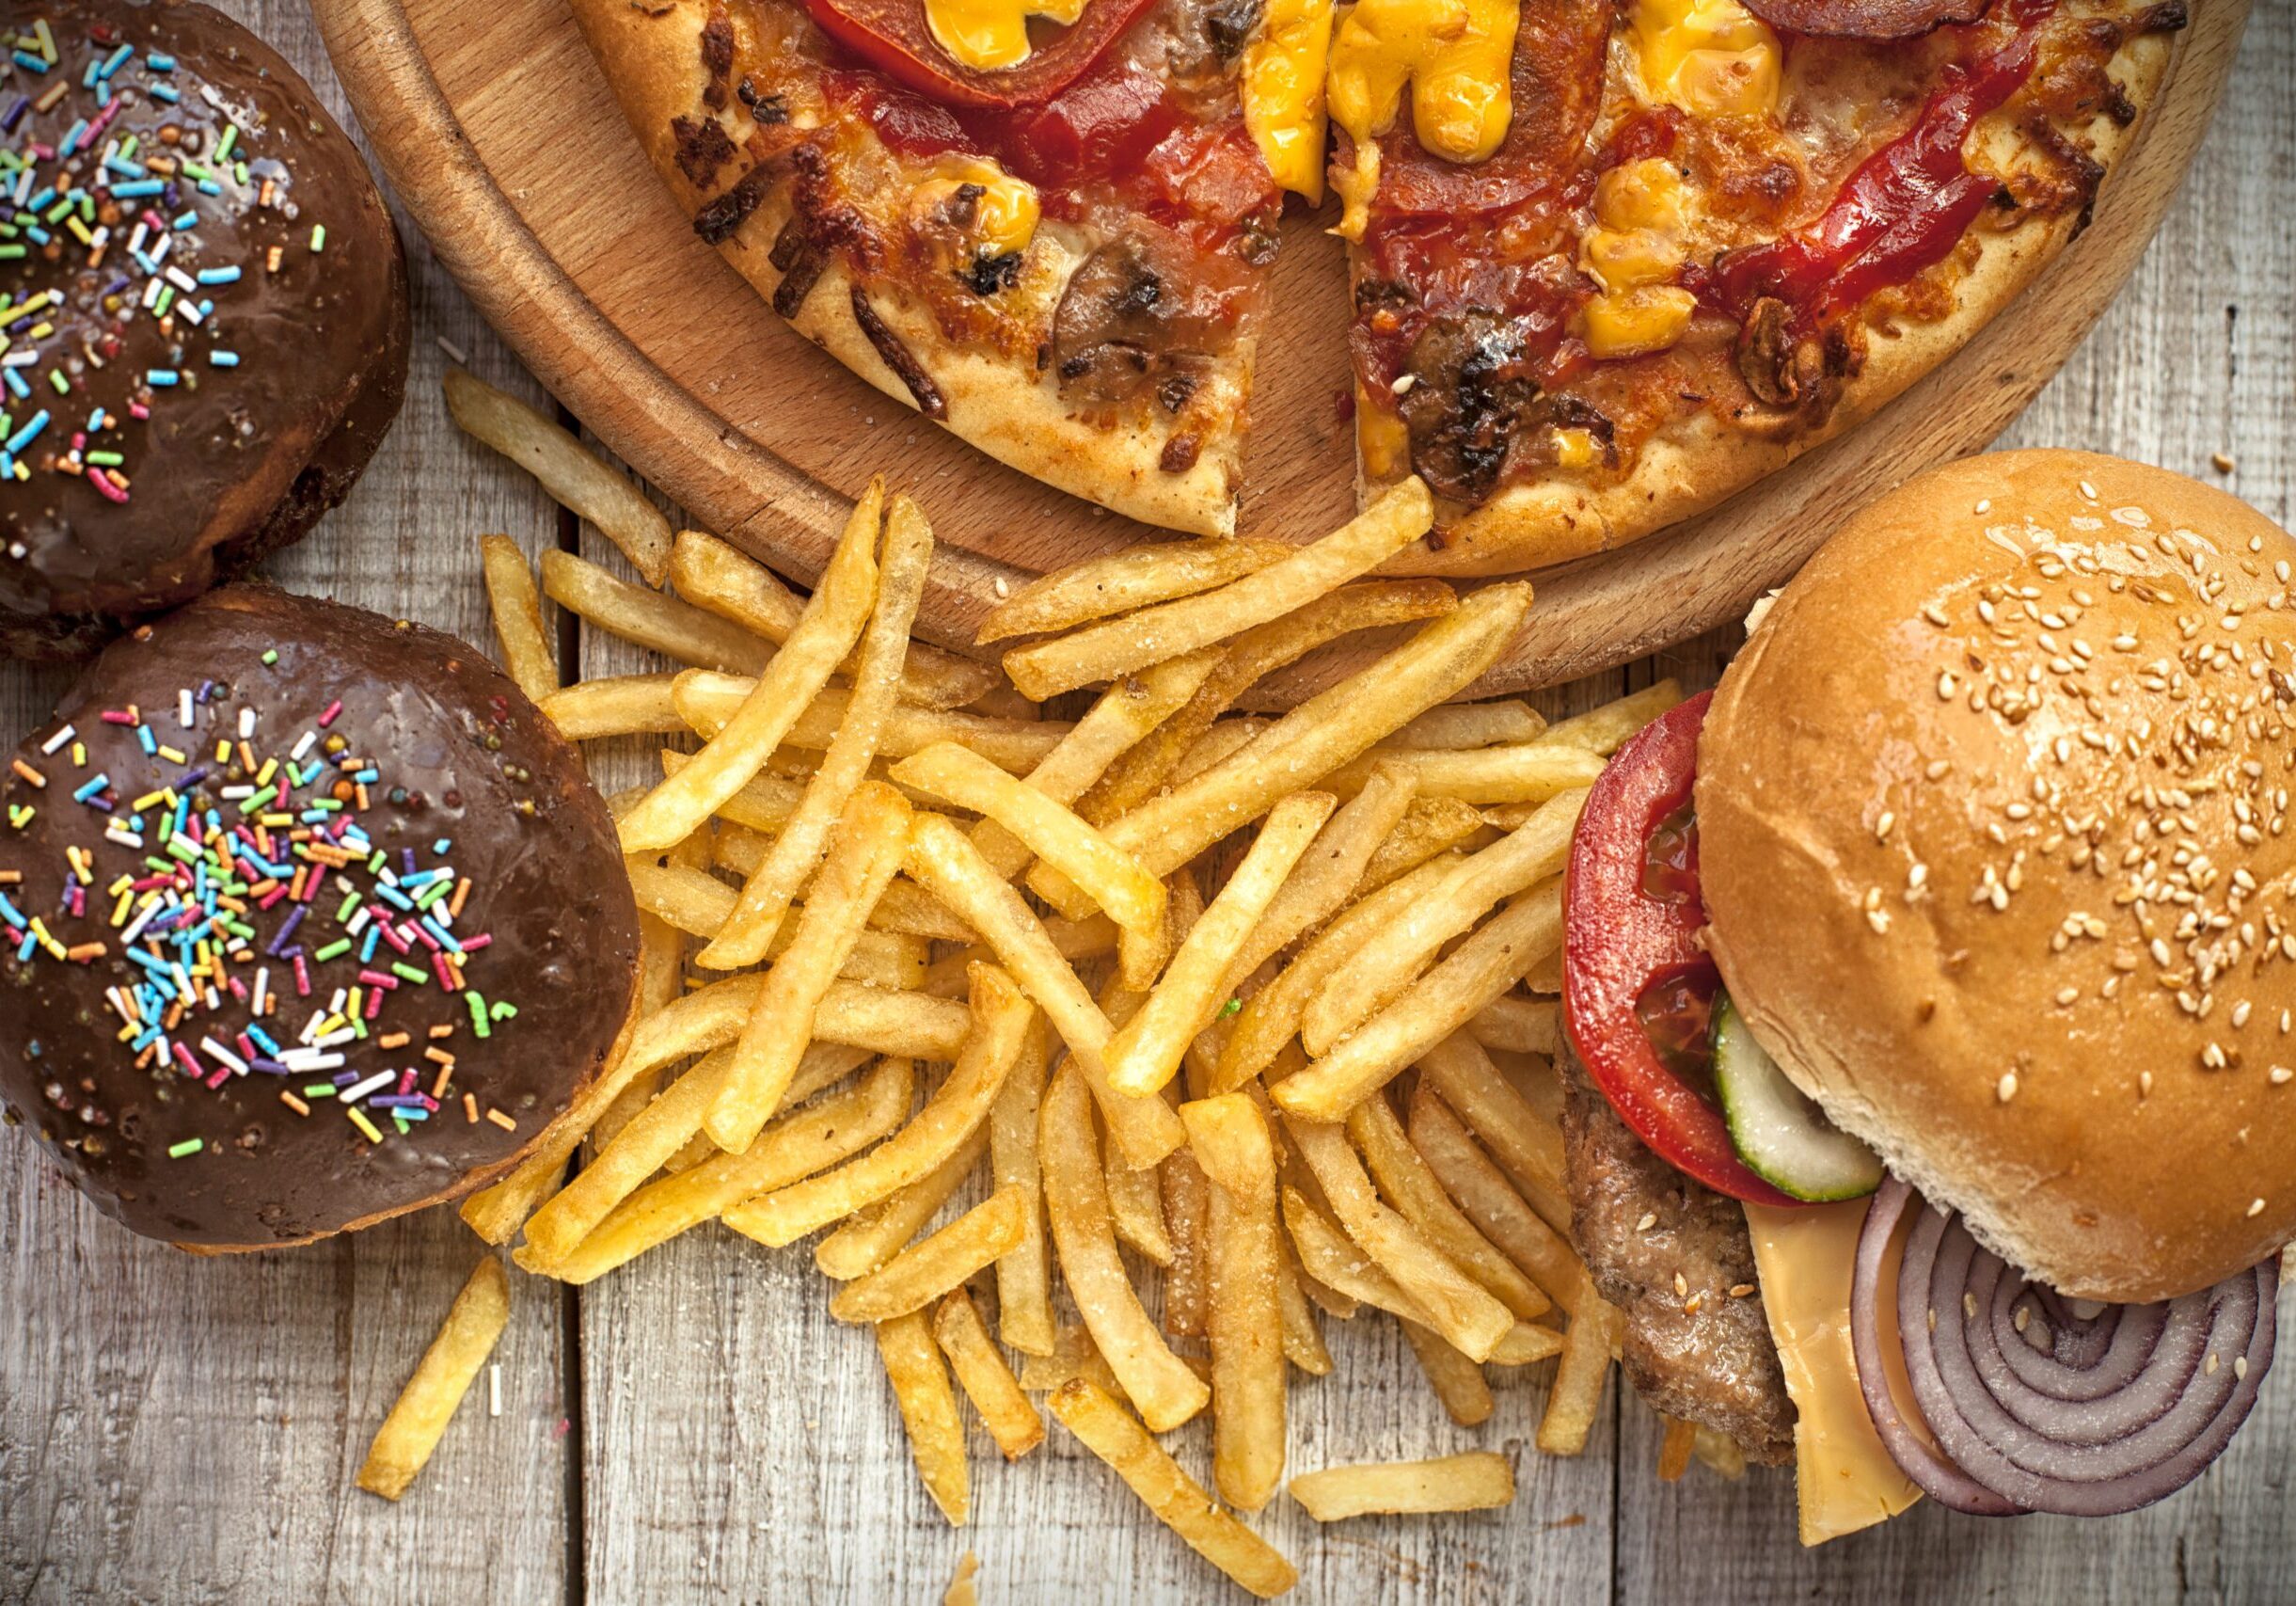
[312,0,2247,700]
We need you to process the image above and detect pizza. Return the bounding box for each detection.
[575,0,2187,565]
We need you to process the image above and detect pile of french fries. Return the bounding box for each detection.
[368,373,1711,1592]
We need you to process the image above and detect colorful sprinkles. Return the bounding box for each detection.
[1,15,313,517]
[4,665,526,1156]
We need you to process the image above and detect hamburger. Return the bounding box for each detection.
[1559,450,2288,1541]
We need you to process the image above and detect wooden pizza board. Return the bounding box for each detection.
[311,0,2248,701]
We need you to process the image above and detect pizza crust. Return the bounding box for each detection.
[570,0,1246,536]
[1368,18,2180,578]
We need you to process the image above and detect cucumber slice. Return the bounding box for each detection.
[1712,994,1883,1202]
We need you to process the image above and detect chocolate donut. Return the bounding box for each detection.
[1,3,410,660]
[0,584,641,1248]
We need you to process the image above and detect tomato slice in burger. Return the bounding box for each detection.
[802,0,1161,110]
[1560,691,1801,1207]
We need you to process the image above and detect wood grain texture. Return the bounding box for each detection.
[309,0,2245,698]
[1,2,2291,1602]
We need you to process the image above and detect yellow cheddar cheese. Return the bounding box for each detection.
[1633,0,1781,119]
[1326,0,1519,238]
[1578,159,1692,358]
[924,0,1086,72]
[1243,0,1338,201]
[910,159,1042,262]
[1743,1200,1923,1548]
[1552,426,1603,469]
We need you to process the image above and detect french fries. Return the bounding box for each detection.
[708,784,915,1151]
[975,537,1291,643]
[1401,1319,1495,1426]
[1350,1093,1549,1322]
[356,1257,511,1501]
[1040,1063,1211,1433]
[1533,678,1683,754]
[540,674,684,741]
[1417,1031,1573,1234]
[672,527,996,709]
[1300,789,1586,1055]
[816,1125,990,1280]
[1004,479,1433,700]
[933,1289,1045,1459]
[1214,768,1417,1000]
[724,963,1034,1247]
[1468,994,1560,1057]
[1405,1085,1589,1316]
[1538,1280,1625,1456]
[673,672,1067,773]
[989,1015,1056,1355]
[1386,700,1545,750]
[879,1309,972,1525]
[1272,883,1565,1121]
[1105,790,1335,1097]
[443,368,671,583]
[1180,1093,1286,1512]
[1049,1381,1298,1600]
[700,498,934,969]
[478,534,560,704]
[1360,796,1487,890]
[894,740,1167,935]
[1289,1453,1514,1521]
[831,1186,1028,1323]
[541,549,768,672]
[616,483,883,852]
[1322,742,1606,805]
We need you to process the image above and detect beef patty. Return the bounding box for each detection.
[1557,1043,1797,1465]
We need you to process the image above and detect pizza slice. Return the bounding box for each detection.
[1334,0,2188,573]
[573,0,1332,536]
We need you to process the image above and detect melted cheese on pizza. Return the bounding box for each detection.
[1242,0,1337,200]
[1632,0,1781,119]
[1326,0,1520,234]
[925,0,1088,71]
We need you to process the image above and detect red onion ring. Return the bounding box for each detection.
[1850,1176,2279,1518]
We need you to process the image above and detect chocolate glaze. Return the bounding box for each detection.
[0,585,640,1247]
[1,2,410,660]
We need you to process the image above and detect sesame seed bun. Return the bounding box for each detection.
[1697,450,2296,1304]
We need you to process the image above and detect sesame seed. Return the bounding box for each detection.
[1728,1283,1756,1298]
[1998,1072,2019,1103]
[1964,1293,1979,1319]
[2248,1198,2267,1217]
[1673,1271,1689,1297]
[1876,811,1896,842]
[1636,1212,1657,1232]
[2237,1356,2250,1379]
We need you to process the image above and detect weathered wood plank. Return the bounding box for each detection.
[0,8,574,1602]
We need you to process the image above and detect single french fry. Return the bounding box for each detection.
[1080,580,1456,823]
[700,498,935,969]
[831,1185,1028,1323]
[1416,1031,1572,1234]
[616,482,883,852]
[706,784,915,1152]
[478,535,560,704]
[989,1014,1056,1355]
[1531,678,1683,755]
[1360,796,1488,891]
[1695,1424,1750,1480]
[1214,852,1462,1094]
[1323,742,1607,806]
[968,650,1224,879]
[933,1289,1046,1459]
[1037,581,1532,905]
[587,913,688,1155]
[1384,700,1545,751]
[1274,1244,1332,1375]
[541,549,768,672]
[1349,1094,1548,1322]
[623,861,739,938]
[1105,1120,1176,1265]
[529,1058,913,1283]
[672,527,996,709]
[1160,1145,1212,1339]
[1017,1324,1128,1398]
[540,674,686,741]
[1005,480,1432,700]
[659,749,805,834]
[1039,1063,1210,1433]
[1468,994,1560,1057]
[1272,884,1564,1121]
[816,1124,990,1280]
[1405,1086,1586,1315]
[725,964,1035,1247]
[356,1256,511,1501]
[1289,1452,1513,1521]
[894,740,1167,934]
[1538,1282,1624,1456]
[443,369,671,583]
[674,671,1068,774]
[1049,1380,1298,1600]
[903,812,1182,1169]
[1401,1318,1494,1426]
[1212,768,1417,1001]
[879,1309,971,1525]
[1106,791,1335,1097]
[1282,1184,1425,1321]
[1302,790,1587,1055]
[1180,1092,1286,1513]
[976,537,1293,644]
[1284,1118,1513,1362]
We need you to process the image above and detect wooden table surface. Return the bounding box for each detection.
[2,5,2289,1601]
